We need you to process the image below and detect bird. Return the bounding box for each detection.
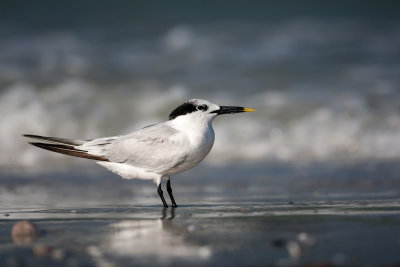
[23,99,255,207]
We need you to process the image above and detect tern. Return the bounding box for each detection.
[24,99,255,207]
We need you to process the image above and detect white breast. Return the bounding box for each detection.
[164,114,215,176]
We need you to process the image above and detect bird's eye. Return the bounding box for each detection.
[197,105,208,111]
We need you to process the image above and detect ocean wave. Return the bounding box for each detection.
[1,19,399,172]
[1,83,400,172]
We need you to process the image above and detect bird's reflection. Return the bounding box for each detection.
[161,207,175,220]
[90,208,211,265]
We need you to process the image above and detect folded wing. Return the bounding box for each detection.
[81,124,190,174]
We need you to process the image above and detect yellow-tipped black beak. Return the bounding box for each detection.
[212,106,256,115]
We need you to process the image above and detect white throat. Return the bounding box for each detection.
[169,112,215,145]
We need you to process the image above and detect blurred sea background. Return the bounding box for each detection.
[1,1,400,172]
[1,1,400,266]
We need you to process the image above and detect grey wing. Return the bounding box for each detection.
[78,136,120,157]
[86,124,190,174]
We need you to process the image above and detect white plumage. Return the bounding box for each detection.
[24,99,255,207]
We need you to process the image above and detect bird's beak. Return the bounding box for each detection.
[212,106,256,115]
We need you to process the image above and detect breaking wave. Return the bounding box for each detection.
[1,18,400,172]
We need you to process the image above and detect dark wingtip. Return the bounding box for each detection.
[28,142,46,148]
[28,142,66,149]
[27,142,109,162]
[23,134,40,139]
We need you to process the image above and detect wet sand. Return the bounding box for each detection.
[1,201,400,266]
[1,162,400,266]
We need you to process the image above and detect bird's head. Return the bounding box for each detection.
[169,99,255,121]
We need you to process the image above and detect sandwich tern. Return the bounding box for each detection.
[24,99,255,207]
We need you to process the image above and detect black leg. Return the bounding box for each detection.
[157,184,168,208]
[167,179,178,207]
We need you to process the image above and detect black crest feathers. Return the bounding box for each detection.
[169,102,197,120]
